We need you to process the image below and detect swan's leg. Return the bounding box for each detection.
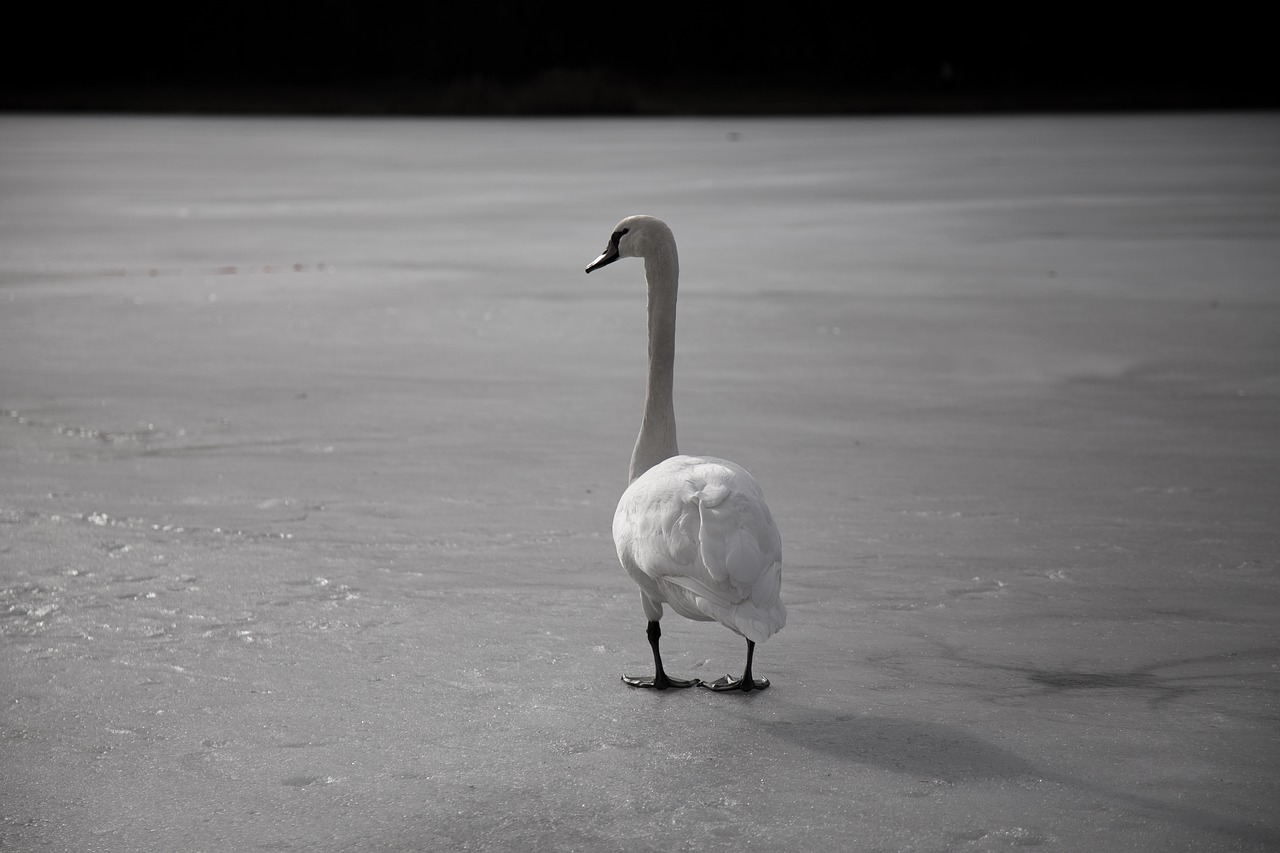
[622,620,699,689]
[702,639,771,692]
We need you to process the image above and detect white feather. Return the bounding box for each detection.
[614,455,786,644]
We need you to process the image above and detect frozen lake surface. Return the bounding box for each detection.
[2,113,1278,852]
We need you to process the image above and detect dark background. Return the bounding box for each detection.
[3,5,1275,114]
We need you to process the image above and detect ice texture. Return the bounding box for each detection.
[1,114,1278,852]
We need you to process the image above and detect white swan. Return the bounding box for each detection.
[585,215,785,692]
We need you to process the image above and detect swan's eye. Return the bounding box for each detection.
[611,228,629,248]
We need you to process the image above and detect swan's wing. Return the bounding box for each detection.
[613,469,700,575]
[615,456,785,642]
[692,462,781,587]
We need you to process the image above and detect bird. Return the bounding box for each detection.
[585,215,786,692]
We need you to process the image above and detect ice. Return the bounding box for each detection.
[1,113,1279,851]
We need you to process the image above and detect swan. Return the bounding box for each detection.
[585,215,786,692]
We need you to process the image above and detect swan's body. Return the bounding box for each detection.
[585,215,785,692]
[614,455,785,641]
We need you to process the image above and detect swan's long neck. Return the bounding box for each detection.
[629,244,679,482]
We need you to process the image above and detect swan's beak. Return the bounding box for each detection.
[585,244,620,274]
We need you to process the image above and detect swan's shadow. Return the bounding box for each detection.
[763,713,1037,783]
[760,710,1280,848]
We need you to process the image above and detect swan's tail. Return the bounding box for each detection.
[661,560,786,644]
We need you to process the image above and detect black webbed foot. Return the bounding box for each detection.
[622,673,700,689]
[624,620,700,689]
[700,674,770,692]
[698,639,769,692]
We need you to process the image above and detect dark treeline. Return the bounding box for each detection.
[5,5,1274,114]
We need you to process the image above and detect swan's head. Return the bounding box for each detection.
[584,215,673,274]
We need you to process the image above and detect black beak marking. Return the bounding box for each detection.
[585,228,628,274]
